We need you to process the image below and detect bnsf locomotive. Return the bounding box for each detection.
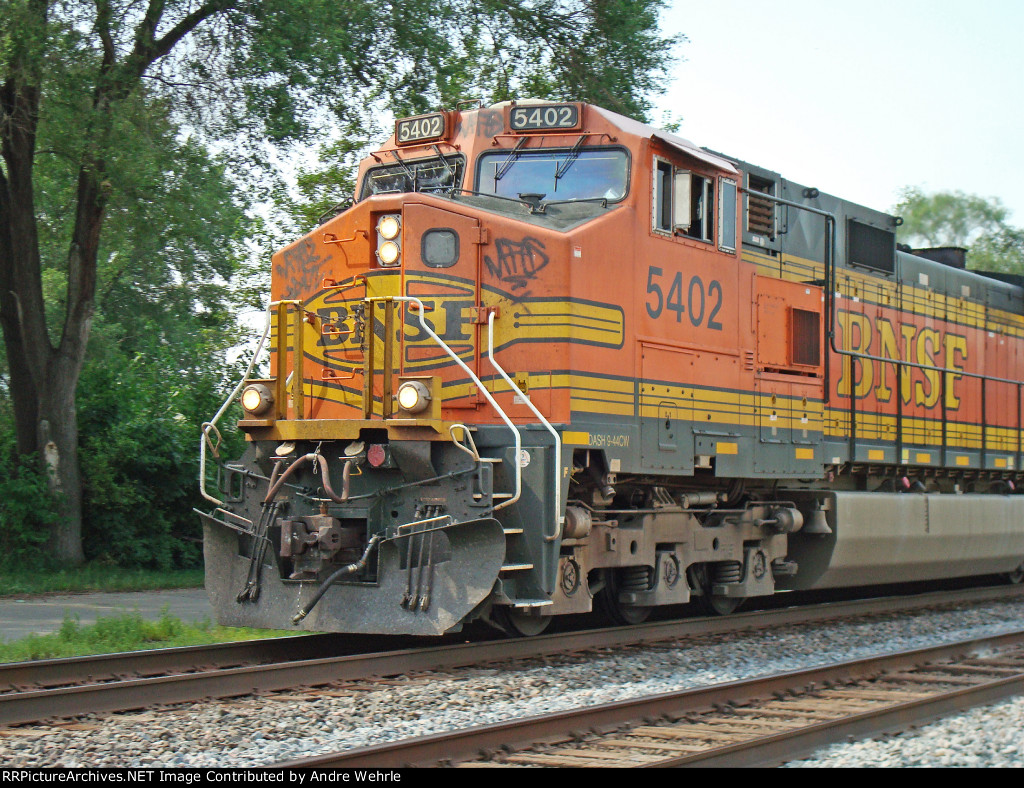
[199,100,1024,636]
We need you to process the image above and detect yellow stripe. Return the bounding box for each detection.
[746,249,1024,337]
[956,455,970,466]
[716,442,738,455]
[795,448,815,460]
[571,396,633,416]
[579,376,1019,456]
[916,452,932,464]
[868,449,885,461]
[570,373,634,393]
[562,431,591,446]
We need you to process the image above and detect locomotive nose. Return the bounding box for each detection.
[203,514,506,636]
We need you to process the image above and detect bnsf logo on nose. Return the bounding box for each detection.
[317,299,476,348]
[837,310,969,409]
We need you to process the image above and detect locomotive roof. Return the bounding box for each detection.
[591,105,739,175]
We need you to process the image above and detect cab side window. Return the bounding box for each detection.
[719,178,737,252]
[652,156,715,243]
[686,174,713,242]
[654,159,673,233]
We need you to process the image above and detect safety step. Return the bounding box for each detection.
[513,599,553,609]
[500,563,534,572]
[503,528,524,535]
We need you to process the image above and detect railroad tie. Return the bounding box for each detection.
[816,688,932,702]
[598,738,711,754]
[882,672,987,686]
[632,725,748,742]
[696,714,809,731]
[733,705,842,720]
[503,753,632,767]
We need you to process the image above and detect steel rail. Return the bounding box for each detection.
[0,584,1020,727]
[0,633,403,691]
[272,628,1024,768]
[0,584,1015,691]
[655,673,1024,767]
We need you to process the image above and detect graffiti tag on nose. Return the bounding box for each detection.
[484,237,549,290]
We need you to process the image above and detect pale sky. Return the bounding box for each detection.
[657,0,1024,222]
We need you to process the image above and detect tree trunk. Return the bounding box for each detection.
[37,370,85,565]
[0,184,39,455]
[1,66,47,458]
[1,0,236,567]
[2,11,92,566]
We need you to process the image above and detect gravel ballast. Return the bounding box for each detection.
[3,595,1024,767]
[785,697,1024,768]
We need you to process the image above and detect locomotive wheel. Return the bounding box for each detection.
[491,605,551,637]
[689,564,744,616]
[595,568,652,626]
[1006,562,1024,585]
[696,593,743,616]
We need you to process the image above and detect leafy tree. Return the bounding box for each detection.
[895,187,1024,273]
[967,226,1024,274]
[280,0,681,232]
[76,324,248,568]
[1,0,679,566]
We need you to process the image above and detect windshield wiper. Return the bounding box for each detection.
[418,146,459,197]
[430,145,455,181]
[388,150,418,190]
[554,135,588,184]
[493,137,529,183]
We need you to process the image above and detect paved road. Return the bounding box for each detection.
[0,589,213,641]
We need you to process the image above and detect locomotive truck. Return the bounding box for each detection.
[199,100,1024,636]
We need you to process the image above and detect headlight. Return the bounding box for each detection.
[396,380,431,414]
[377,240,401,266]
[377,215,401,240]
[241,383,273,416]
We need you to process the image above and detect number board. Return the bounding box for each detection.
[509,103,581,132]
[395,113,447,145]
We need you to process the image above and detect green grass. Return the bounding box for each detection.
[0,565,204,596]
[0,610,295,663]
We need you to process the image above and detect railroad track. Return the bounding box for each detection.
[274,629,1024,768]
[0,584,1021,728]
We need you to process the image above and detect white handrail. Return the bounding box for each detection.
[394,297,522,510]
[487,312,563,542]
[199,306,273,506]
[449,423,480,461]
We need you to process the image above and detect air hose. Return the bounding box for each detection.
[292,534,383,624]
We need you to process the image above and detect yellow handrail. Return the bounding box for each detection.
[275,300,305,420]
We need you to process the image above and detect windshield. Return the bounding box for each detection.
[476,147,629,203]
[359,154,465,200]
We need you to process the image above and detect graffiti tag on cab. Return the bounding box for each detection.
[484,236,549,291]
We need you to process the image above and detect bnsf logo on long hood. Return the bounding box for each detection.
[285,272,624,376]
[837,310,970,409]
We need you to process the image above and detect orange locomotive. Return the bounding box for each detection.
[199,100,1024,635]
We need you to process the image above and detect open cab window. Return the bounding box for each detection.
[653,157,717,242]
